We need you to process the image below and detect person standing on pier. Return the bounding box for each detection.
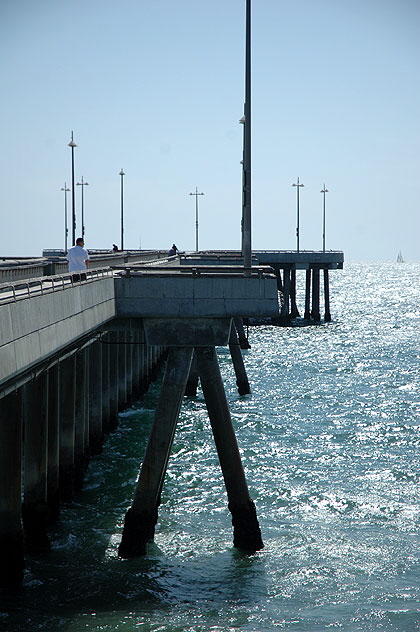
[66,237,89,279]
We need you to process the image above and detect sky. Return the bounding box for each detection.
[1,0,419,261]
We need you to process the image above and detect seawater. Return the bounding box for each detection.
[1,262,419,632]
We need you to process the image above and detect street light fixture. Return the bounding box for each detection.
[68,131,77,245]
[61,183,70,253]
[76,176,89,239]
[320,184,329,252]
[292,177,304,252]
[189,187,204,251]
[119,169,125,250]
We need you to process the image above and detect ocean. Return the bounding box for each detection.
[1,262,419,631]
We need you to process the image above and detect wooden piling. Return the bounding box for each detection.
[118,346,193,558]
[195,346,263,553]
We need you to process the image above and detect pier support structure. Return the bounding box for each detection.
[118,317,263,558]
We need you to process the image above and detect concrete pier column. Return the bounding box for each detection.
[89,339,103,455]
[101,337,111,434]
[323,268,332,322]
[229,324,251,395]
[74,349,88,491]
[234,317,251,350]
[280,268,291,321]
[126,333,133,404]
[59,355,76,500]
[118,331,127,410]
[0,390,24,589]
[304,269,311,320]
[290,269,300,318]
[22,374,50,550]
[47,364,60,523]
[118,346,193,558]
[311,267,321,322]
[185,350,199,396]
[195,346,263,553]
[109,332,119,429]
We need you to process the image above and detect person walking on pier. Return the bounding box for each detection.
[67,237,89,280]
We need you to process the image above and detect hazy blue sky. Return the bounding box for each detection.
[1,0,419,260]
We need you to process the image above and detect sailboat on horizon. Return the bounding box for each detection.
[397,250,404,263]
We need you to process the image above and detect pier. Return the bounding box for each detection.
[0,249,343,589]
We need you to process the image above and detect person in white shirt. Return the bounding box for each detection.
[66,238,89,275]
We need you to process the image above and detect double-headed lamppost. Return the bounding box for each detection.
[320,184,329,252]
[61,183,70,253]
[76,176,89,240]
[68,132,77,245]
[292,177,304,252]
[189,187,204,251]
[119,169,125,250]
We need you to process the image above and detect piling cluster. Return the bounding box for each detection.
[0,331,165,590]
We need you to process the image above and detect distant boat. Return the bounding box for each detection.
[397,251,404,263]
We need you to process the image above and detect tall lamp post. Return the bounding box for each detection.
[61,183,70,253]
[76,176,89,240]
[292,177,304,252]
[242,0,252,271]
[68,132,77,245]
[189,187,204,251]
[119,169,125,250]
[320,184,329,252]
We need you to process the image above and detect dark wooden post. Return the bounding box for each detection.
[118,346,193,558]
[195,346,263,552]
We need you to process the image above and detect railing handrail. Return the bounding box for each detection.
[0,268,113,305]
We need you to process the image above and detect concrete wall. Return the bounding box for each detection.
[0,277,115,391]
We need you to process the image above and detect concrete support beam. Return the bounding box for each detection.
[290,269,300,318]
[89,340,103,454]
[118,331,127,410]
[229,325,251,395]
[118,346,193,558]
[185,350,199,397]
[311,267,321,322]
[234,317,250,350]
[0,390,24,589]
[47,364,60,523]
[324,268,331,322]
[22,374,50,550]
[75,349,89,490]
[59,355,76,500]
[108,333,119,429]
[304,269,311,320]
[195,346,263,552]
